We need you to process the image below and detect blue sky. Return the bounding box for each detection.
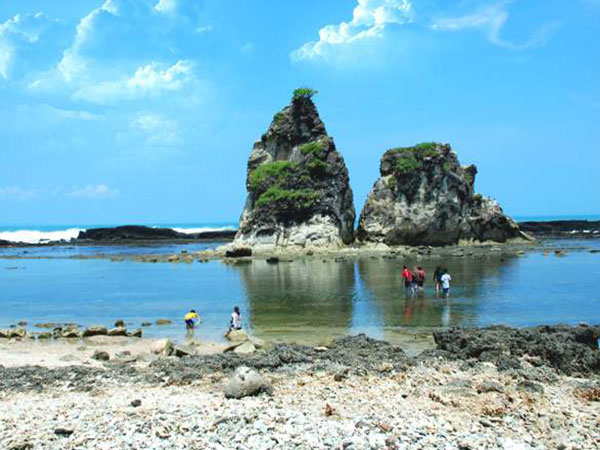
[0,0,599,226]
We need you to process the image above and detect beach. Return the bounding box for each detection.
[1,327,599,449]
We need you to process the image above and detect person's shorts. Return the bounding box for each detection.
[442,287,450,295]
[185,319,195,328]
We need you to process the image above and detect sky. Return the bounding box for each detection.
[0,0,599,226]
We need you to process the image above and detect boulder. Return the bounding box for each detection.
[37,331,53,339]
[233,341,257,355]
[0,329,7,338]
[61,328,81,339]
[357,143,528,245]
[82,326,108,337]
[226,329,249,342]
[174,344,197,358]
[155,319,172,326]
[7,329,26,339]
[224,366,273,399]
[225,247,252,258]
[128,329,143,338]
[234,88,355,248]
[107,327,128,337]
[92,350,110,361]
[151,339,174,356]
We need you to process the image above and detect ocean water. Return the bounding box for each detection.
[1,238,598,346]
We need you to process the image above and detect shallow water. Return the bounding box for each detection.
[1,239,599,346]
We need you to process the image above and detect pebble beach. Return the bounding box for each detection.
[1,327,598,450]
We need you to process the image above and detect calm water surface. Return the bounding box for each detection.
[1,239,598,346]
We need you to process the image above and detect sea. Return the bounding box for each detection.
[0,217,599,348]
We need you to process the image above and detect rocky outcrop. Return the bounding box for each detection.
[77,226,236,242]
[433,324,600,375]
[234,89,355,248]
[519,220,600,238]
[357,143,528,246]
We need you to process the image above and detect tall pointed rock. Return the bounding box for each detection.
[234,89,355,248]
[357,143,528,245]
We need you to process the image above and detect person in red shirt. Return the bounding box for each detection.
[401,265,413,297]
[417,266,426,291]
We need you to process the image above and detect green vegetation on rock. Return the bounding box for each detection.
[388,176,397,190]
[300,140,324,156]
[292,87,318,101]
[256,187,320,209]
[249,161,296,192]
[463,171,474,185]
[395,155,422,174]
[273,111,286,125]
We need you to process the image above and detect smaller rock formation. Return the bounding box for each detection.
[234,88,355,248]
[358,143,528,245]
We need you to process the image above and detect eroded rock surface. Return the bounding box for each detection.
[235,90,355,248]
[358,143,528,246]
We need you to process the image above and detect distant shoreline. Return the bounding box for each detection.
[0,219,598,248]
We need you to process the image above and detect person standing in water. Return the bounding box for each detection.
[433,266,443,295]
[401,265,413,297]
[441,269,452,298]
[184,309,199,330]
[417,266,426,291]
[411,265,420,295]
[229,306,242,331]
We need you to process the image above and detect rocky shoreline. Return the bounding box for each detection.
[0,325,598,449]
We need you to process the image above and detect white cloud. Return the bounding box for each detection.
[66,184,118,198]
[291,0,412,61]
[154,0,177,14]
[72,59,195,104]
[430,1,556,50]
[0,186,39,200]
[130,114,179,147]
[0,12,63,80]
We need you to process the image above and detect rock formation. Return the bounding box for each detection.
[234,89,355,247]
[357,143,527,245]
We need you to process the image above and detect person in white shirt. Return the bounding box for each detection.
[229,306,242,331]
[440,269,452,298]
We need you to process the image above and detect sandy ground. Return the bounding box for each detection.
[0,337,225,368]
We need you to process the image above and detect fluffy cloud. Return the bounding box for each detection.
[23,0,206,106]
[0,12,67,80]
[66,184,118,198]
[430,1,556,50]
[72,60,196,104]
[0,186,39,200]
[291,0,412,61]
[129,113,179,146]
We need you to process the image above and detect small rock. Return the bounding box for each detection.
[61,328,81,339]
[333,368,350,382]
[151,339,174,356]
[37,331,52,339]
[313,346,328,352]
[54,428,73,437]
[128,328,142,338]
[82,325,108,337]
[225,247,252,258]
[17,320,27,327]
[114,319,125,328]
[35,323,56,329]
[324,403,336,417]
[92,350,110,361]
[233,341,256,354]
[224,366,272,399]
[155,319,172,326]
[141,321,152,327]
[107,327,128,337]
[226,329,248,342]
[131,399,142,407]
[174,344,196,357]
[266,257,279,264]
[477,380,505,394]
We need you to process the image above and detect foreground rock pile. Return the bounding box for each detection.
[0,327,598,449]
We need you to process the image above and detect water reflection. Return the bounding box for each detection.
[234,259,356,342]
